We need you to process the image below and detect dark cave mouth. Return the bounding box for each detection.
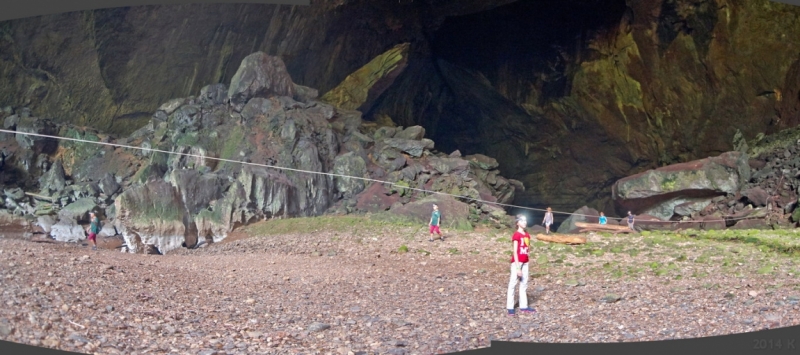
[366,0,630,170]
[430,0,629,105]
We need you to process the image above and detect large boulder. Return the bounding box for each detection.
[15,117,56,153]
[394,125,426,140]
[355,183,400,213]
[612,151,750,217]
[228,52,296,112]
[383,138,429,158]
[38,160,68,196]
[741,187,770,207]
[465,154,500,170]
[372,143,407,173]
[556,206,599,234]
[646,197,713,221]
[198,83,228,106]
[49,197,101,242]
[427,156,470,178]
[49,220,87,243]
[332,152,368,199]
[320,43,410,113]
[114,180,186,254]
[378,194,472,230]
[631,214,674,231]
[729,218,769,230]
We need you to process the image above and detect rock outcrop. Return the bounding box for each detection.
[610,126,800,230]
[556,206,600,234]
[612,151,751,220]
[0,52,521,253]
[3,0,800,215]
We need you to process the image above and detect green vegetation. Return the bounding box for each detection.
[243,215,416,236]
[239,215,798,285]
[217,126,246,171]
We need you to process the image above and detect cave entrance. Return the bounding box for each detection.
[368,0,628,227]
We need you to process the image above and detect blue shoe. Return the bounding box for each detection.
[519,307,536,314]
[507,309,515,316]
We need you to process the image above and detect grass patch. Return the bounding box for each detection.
[611,267,624,278]
[757,265,775,275]
[398,245,409,253]
[244,215,413,236]
[677,230,800,257]
[694,254,710,264]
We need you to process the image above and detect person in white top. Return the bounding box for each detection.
[542,207,554,234]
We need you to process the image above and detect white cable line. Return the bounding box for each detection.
[0,128,771,225]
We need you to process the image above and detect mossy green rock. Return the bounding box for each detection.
[376,195,472,230]
[332,152,368,199]
[321,43,410,112]
[114,180,186,254]
[792,208,800,223]
[612,151,749,216]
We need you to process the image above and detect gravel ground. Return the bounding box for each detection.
[1,221,799,355]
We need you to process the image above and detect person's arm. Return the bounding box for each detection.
[512,240,519,263]
[512,237,522,276]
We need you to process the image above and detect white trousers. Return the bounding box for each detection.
[506,262,529,310]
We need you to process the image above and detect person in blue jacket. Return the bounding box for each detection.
[598,212,607,225]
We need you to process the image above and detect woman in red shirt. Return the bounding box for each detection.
[506,215,536,316]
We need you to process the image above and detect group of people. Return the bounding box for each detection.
[541,207,635,233]
[426,203,637,316]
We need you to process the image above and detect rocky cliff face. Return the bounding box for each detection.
[371,0,800,218]
[0,0,512,135]
[2,0,800,220]
[0,52,521,253]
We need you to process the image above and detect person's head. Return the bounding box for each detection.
[433,204,438,211]
[628,211,632,215]
[547,207,552,212]
[89,212,96,218]
[516,215,527,229]
[600,212,605,216]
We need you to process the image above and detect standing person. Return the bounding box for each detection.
[507,215,535,316]
[542,207,554,234]
[627,211,635,230]
[598,212,607,225]
[86,212,100,251]
[429,203,442,242]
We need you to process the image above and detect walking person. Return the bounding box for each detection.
[627,211,635,230]
[542,207,554,234]
[598,212,607,225]
[507,215,535,316]
[429,203,443,242]
[86,212,100,251]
